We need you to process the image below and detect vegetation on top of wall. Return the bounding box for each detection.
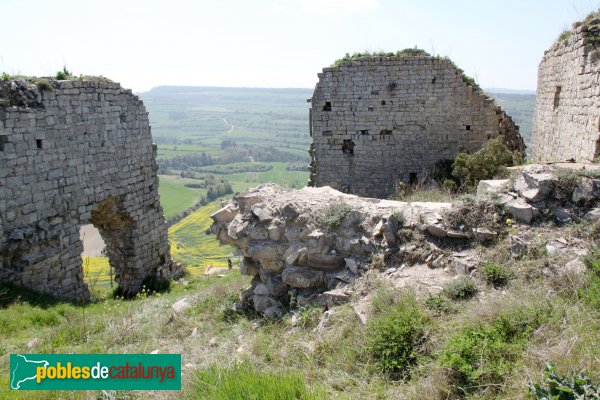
[55,66,72,80]
[558,29,572,42]
[581,8,600,28]
[332,48,431,67]
[332,49,483,92]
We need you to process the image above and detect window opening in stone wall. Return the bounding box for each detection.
[342,139,354,155]
[323,102,332,111]
[431,77,436,84]
[380,129,392,135]
[360,130,369,135]
[381,100,386,105]
[323,130,332,136]
[0,135,8,152]
[553,86,561,110]
[36,139,43,149]
[465,125,471,131]
[368,107,374,111]
[409,173,418,186]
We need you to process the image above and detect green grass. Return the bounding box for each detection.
[158,175,207,219]
[440,303,555,396]
[188,362,326,399]
[366,293,430,378]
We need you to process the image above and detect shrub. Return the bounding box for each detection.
[1,72,9,82]
[36,79,54,91]
[558,29,571,42]
[366,294,430,378]
[442,276,478,301]
[441,305,553,395]
[425,295,454,316]
[55,66,71,80]
[481,263,512,288]
[318,202,354,230]
[189,362,326,399]
[529,363,600,400]
[452,137,522,188]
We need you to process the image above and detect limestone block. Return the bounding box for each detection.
[505,198,537,223]
[476,179,509,199]
[281,266,324,288]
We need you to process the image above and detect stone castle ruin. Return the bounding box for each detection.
[531,12,600,162]
[308,51,525,198]
[0,78,182,300]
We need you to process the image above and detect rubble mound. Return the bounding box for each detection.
[210,185,499,316]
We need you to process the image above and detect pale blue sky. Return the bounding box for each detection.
[1,0,598,92]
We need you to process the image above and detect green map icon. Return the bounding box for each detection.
[10,354,49,390]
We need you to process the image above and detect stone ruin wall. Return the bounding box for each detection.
[531,17,600,162]
[309,55,525,198]
[0,78,182,300]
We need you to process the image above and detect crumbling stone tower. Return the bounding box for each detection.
[531,12,600,162]
[0,78,182,300]
[308,51,525,198]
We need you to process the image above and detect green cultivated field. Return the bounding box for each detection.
[158,175,207,219]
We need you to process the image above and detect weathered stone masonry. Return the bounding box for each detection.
[308,55,525,198]
[531,15,600,162]
[0,78,182,300]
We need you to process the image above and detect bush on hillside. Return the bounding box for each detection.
[442,276,478,301]
[441,305,554,396]
[481,262,512,288]
[366,294,430,378]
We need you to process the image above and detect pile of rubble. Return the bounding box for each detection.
[209,164,600,316]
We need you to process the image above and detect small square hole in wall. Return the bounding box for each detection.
[342,139,354,155]
[0,135,8,152]
[360,130,369,135]
[553,86,562,110]
[466,125,471,131]
[409,173,418,186]
[36,139,43,149]
[323,102,332,111]
[431,77,436,84]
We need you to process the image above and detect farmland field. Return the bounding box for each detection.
[168,201,236,275]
